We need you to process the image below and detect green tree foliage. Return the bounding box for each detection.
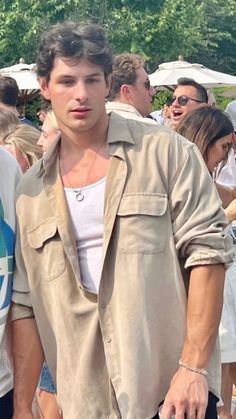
[0,0,73,66]
[0,0,235,75]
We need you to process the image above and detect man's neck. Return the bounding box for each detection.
[0,103,19,116]
[59,113,109,157]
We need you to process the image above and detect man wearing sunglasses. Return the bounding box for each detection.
[106,53,156,121]
[170,78,208,129]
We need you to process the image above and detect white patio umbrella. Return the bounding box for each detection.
[0,62,40,113]
[149,60,236,90]
[0,63,39,90]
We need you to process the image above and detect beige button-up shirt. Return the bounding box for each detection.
[12,113,233,418]
[106,101,157,124]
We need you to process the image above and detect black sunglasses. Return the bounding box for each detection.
[169,95,204,106]
[144,80,151,90]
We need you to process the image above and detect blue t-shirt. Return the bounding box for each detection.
[0,148,21,397]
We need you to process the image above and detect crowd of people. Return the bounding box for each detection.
[0,20,236,419]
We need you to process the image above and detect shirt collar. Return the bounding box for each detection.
[106,101,143,118]
[38,112,135,175]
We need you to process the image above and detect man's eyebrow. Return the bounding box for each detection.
[56,72,103,79]
[85,72,104,77]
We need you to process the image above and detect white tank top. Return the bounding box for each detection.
[64,177,105,294]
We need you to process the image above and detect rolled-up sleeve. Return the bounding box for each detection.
[169,140,234,269]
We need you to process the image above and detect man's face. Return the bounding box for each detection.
[37,118,60,153]
[128,67,156,117]
[170,85,205,130]
[39,58,111,137]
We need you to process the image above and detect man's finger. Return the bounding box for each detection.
[160,402,175,419]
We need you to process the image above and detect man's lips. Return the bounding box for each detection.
[71,107,91,113]
[171,110,183,119]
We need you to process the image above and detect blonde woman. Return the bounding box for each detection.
[38,109,60,153]
[0,124,42,173]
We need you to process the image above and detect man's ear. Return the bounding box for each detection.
[38,77,51,101]
[120,84,132,99]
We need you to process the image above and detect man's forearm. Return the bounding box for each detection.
[180,264,225,369]
[12,318,44,412]
[216,183,235,208]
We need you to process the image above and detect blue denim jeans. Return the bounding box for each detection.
[39,362,56,393]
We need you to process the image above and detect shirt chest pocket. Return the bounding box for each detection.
[27,220,66,281]
[116,194,168,253]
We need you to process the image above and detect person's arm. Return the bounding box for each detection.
[12,317,44,419]
[216,182,236,208]
[224,198,236,223]
[161,263,225,419]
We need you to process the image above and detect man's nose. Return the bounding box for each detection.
[74,81,88,102]
[150,86,156,96]
[171,97,179,106]
[37,136,43,147]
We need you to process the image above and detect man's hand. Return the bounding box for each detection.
[161,368,208,419]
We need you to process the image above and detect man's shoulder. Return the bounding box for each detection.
[0,148,21,180]
[108,111,194,153]
[18,116,39,129]
[107,103,157,125]
[0,147,19,169]
[16,159,43,195]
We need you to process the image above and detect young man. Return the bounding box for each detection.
[106,53,156,120]
[0,148,21,418]
[11,22,233,419]
[169,78,208,129]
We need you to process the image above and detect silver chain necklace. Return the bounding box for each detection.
[61,140,106,202]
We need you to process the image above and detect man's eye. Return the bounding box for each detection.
[86,78,99,84]
[59,79,74,85]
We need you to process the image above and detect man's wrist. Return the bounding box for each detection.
[178,359,208,376]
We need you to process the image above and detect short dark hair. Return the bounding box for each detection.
[177,78,208,103]
[36,21,113,82]
[176,106,233,171]
[108,53,145,100]
[0,76,19,106]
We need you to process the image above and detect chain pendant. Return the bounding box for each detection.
[75,191,84,202]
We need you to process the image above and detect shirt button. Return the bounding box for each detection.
[101,301,106,309]
[107,336,112,343]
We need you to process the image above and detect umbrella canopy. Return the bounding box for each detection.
[0,63,39,90]
[149,60,236,90]
[0,63,41,114]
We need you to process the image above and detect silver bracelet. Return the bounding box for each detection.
[179,359,208,377]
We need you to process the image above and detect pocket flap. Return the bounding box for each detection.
[117,194,167,216]
[27,219,58,249]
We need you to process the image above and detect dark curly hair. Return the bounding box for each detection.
[36,21,113,83]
